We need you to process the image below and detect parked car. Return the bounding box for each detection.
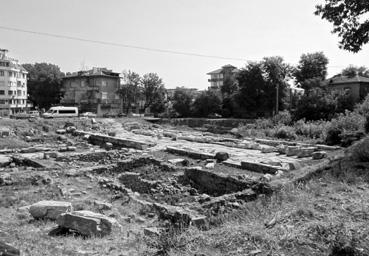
[80,112,97,118]
[10,111,39,119]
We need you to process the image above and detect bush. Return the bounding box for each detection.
[294,119,329,139]
[351,137,369,162]
[272,110,292,126]
[325,126,342,146]
[274,125,297,140]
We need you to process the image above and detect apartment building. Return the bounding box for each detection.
[60,67,121,116]
[207,64,239,90]
[0,49,29,115]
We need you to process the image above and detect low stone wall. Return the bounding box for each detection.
[166,146,215,160]
[118,172,158,194]
[74,130,155,150]
[184,168,253,196]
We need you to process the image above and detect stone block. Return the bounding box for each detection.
[56,129,66,134]
[29,201,73,220]
[56,210,120,237]
[312,151,327,160]
[286,146,300,156]
[215,152,229,162]
[297,147,316,158]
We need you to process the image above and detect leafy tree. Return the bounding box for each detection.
[192,90,221,117]
[315,1,369,52]
[293,52,329,91]
[341,65,369,77]
[293,88,354,121]
[262,56,292,113]
[172,88,193,117]
[141,73,166,113]
[220,76,237,98]
[234,57,292,117]
[118,70,142,113]
[23,63,65,109]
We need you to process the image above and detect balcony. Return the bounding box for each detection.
[208,78,223,82]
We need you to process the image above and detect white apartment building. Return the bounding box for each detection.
[0,49,29,115]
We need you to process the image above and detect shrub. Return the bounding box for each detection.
[351,137,369,162]
[274,125,297,140]
[272,110,292,126]
[294,119,329,139]
[325,126,342,146]
[355,94,369,116]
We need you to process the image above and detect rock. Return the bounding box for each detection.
[29,201,73,220]
[168,158,186,165]
[104,142,113,150]
[0,156,11,167]
[261,174,273,182]
[0,241,20,256]
[44,152,58,159]
[57,135,68,141]
[297,147,316,158]
[66,126,76,133]
[312,151,327,160]
[56,129,66,135]
[56,210,120,237]
[144,227,160,237]
[277,145,287,154]
[25,136,32,142]
[91,118,97,124]
[215,152,229,162]
[275,170,284,177]
[67,146,77,152]
[108,131,116,137]
[260,146,275,153]
[82,134,90,140]
[286,146,300,156]
[205,162,215,169]
[94,201,112,210]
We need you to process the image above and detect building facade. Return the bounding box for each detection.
[0,49,29,116]
[61,68,121,116]
[207,64,239,90]
[323,74,369,102]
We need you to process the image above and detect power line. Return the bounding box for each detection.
[0,25,247,61]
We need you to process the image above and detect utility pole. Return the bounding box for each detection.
[275,83,279,115]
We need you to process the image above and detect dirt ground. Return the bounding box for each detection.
[0,117,367,256]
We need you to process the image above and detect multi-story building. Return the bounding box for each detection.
[207,64,239,90]
[0,49,29,116]
[323,74,369,102]
[60,67,121,116]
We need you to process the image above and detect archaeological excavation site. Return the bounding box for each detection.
[2,117,369,256]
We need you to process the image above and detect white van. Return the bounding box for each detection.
[42,106,78,118]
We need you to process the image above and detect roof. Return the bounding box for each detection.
[64,67,120,79]
[324,74,369,86]
[207,64,239,75]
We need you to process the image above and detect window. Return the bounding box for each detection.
[102,80,107,87]
[8,91,12,95]
[59,109,76,114]
[17,90,21,96]
[0,90,5,95]
[101,92,107,100]
[8,71,12,77]
[0,100,5,104]
[23,91,25,96]
[0,71,4,76]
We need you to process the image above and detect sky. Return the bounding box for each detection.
[1,0,369,89]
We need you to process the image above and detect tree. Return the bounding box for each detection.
[118,70,142,113]
[341,65,369,77]
[192,90,221,117]
[293,52,329,91]
[262,56,292,114]
[293,88,354,121]
[172,88,193,117]
[220,76,237,98]
[234,57,292,117]
[315,1,369,52]
[23,63,65,109]
[141,73,166,113]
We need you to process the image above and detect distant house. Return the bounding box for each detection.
[323,74,369,102]
[61,67,121,116]
[207,64,239,91]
